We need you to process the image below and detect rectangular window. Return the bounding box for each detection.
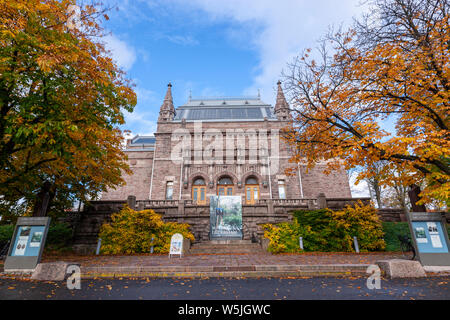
[200,188,205,201]
[278,180,286,199]
[193,189,198,201]
[166,181,174,200]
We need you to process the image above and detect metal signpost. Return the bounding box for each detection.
[4,217,51,271]
[406,212,450,266]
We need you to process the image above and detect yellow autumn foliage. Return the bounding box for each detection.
[99,205,194,254]
[263,202,385,253]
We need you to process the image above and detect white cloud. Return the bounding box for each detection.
[348,170,371,198]
[173,0,365,103]
[124,109,158,135]
[103,34,137,71]
[123,85,159,135]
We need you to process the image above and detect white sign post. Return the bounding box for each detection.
[169,233,183,258]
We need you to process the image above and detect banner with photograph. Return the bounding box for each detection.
[209,196,242,239]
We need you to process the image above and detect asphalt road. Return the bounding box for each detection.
[0,276,449,300]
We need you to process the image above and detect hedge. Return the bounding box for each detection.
[262,202,386,253]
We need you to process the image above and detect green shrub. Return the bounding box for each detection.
[0,224,14,249]
[46,223,73,250]
[382,222,411,251]
[263,202,385,253]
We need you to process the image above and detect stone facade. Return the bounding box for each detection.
[101,82,352,202]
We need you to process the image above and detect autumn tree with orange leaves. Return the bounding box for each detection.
[0,0,136,217]
[283,0,449,207]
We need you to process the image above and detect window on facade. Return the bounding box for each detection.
[165,181,174,200]
[245,177,259,204]
[278,180,286,199]
[217,176,233,196]
[192,178,206,204]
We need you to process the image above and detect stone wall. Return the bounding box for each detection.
[71,196,373,253]
[101,151,154,200]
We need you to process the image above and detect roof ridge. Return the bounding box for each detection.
[190,96,260,101]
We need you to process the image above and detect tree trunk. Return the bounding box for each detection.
[32,181,54,217]
[408,184,426,212]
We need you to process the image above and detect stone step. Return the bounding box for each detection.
[194,240,253,246]
[190,241,264,254]
[190,248,261,254]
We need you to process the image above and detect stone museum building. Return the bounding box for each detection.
[73,82,358,252]
[101,82,351,203]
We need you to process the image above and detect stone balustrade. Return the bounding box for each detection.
[71,195,375,253]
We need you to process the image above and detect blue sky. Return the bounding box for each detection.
[100,0,366,133]
[99,0,370,196]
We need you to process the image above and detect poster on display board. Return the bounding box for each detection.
[407,212,450,266]
[209,196,242,239]
[4,217,51,271]
[169,233,183,258]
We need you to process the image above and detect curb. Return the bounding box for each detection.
[79,264,371,279]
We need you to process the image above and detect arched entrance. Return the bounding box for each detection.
[245,176,259,204]
[217,176,234,196]
[192,177,207,205]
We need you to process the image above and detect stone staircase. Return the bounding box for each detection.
[189,239,264,254]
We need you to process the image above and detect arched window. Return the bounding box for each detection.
[217,176,233,196]
[245,176,259,205]
[192,177,206,205]
[193,178,205,185]
[218,177,233,185]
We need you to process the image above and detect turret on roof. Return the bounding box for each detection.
[158,83,176,122]
[274,81,292,121]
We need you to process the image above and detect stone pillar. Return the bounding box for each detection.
[267,199,274,214]
[178,200,185,215]
[127,195,136,210]
[317,193,327,209]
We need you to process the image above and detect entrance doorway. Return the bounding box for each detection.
[192,178,207,205]
[245,177,259,204]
